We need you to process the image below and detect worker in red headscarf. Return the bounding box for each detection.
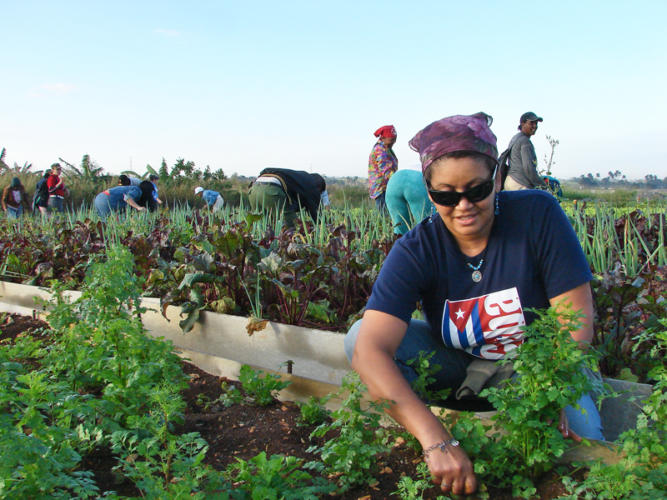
[368,125,398,212]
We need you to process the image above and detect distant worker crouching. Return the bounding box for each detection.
[121,175,162,205]
[94,181,157,219]
[368,125,398,212]
[118,174,141,186]
[504,112,548,191]
[249,167,329,227]
[194,186,225,211]
[543,175,563,198]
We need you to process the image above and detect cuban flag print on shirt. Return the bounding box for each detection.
[441,287,526,360]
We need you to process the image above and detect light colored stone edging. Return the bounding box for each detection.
[0,280,655,445]
[0,281,349,385]
[139,296,349,385]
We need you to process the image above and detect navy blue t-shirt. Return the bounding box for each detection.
[366,190,592,360]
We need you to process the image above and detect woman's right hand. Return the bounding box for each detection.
[426,443,477,495]
[351,310,478,495]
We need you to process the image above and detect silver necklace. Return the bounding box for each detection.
[466,259,484,283]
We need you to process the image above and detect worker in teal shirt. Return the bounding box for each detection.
[385,169,434,235]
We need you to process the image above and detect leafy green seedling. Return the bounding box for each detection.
[393,462,449,499]
[238,364,291,406]
[218,381,243,407]
[308,372,392,492]
[225,451,334,499]
[297,396,330,426]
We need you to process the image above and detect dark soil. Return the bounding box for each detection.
[0,311,47,343]
[1,313,577,499]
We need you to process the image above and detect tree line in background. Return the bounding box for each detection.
[0,147,371,210]
[576,170,667,189]
[1,146,665,211]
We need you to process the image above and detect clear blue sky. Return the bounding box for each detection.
[2,0,666,180]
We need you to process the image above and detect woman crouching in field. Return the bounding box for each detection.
[344,112,604,496]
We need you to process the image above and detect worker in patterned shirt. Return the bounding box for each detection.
[368,124,398,212]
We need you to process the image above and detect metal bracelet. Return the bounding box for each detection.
[423,438,460,460]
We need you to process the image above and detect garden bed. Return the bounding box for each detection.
[0,280,655,442]
[1,312,585,499]
[0,208,664,386]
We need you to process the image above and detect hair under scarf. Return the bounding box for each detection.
[374,125,397,139]
[408,112,498,174]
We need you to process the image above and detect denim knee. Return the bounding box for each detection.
[565,393,605,441]
[344,319,363,363]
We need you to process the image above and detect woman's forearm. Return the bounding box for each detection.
[126,198,144,211]
[550,282,595,345]
[353,348,451,446]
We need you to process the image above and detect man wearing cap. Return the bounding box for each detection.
[194,186,225,211]
[504,112,548,191]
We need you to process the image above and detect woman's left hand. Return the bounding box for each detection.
[558,409,581,442]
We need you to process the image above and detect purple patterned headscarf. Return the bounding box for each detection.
[408,112,498,174]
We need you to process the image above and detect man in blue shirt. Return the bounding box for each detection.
[94,185,147,219]
[194,186,224,211]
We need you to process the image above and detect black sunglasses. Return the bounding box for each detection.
[428,165,497,207]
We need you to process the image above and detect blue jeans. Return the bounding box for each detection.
[48,196,64,213]
[373,192,387,213]
[6,206,23,218]
[94,193,113,219]
[344,318,605,440]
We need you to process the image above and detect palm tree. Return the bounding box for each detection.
[59,155,104,179]
[121,164,159,179]
[0,148,33,174]
[0,148,8,171]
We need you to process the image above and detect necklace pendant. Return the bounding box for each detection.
[471,270,482,282]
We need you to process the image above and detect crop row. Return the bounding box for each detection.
[0,202,665,383]
[2,245,664,498]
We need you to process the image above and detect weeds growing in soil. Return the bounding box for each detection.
[308,373,393,493]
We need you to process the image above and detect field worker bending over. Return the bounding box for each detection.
[118,174,141,186]
[249,167,329,227]
[94,181,156,219]
[194,186,225,211]
[385,169,434,235]
[121,175,162,205]
[344,112,604,497]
